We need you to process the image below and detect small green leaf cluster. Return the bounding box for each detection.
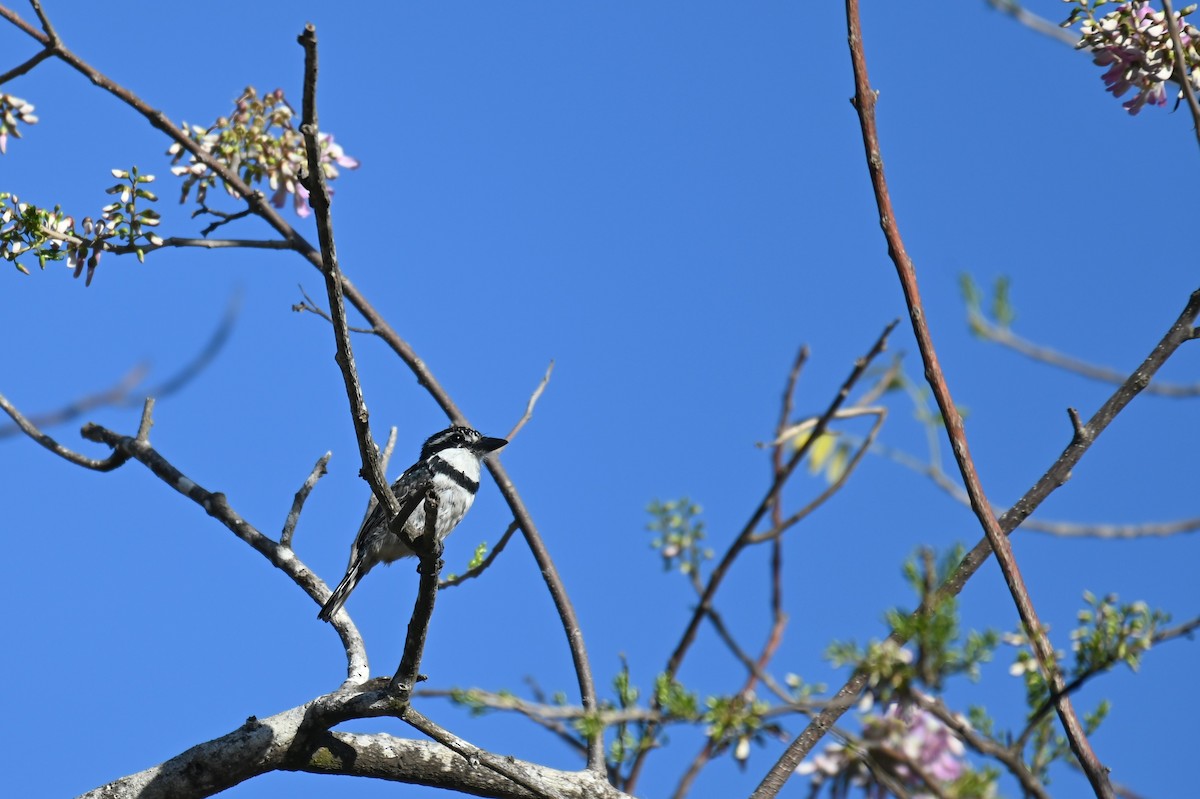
[647,498,711,576]
[702,693,779,767]
[829,547,997,703]
[103,167,163,264]
[2,166,161,284]
[1003,591,1167,783]
[1071,590,1168,674]
[1,193,76,275]
[960,273,1016,336]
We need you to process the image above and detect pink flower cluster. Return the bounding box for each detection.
[168,87,358,217]
[797,702,967,797]
[1072,1,1200,114]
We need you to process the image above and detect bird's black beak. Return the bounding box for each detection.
[478,436,508,455]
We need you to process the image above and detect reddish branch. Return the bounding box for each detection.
[841,1,1111,795]
[748,5,1200,798]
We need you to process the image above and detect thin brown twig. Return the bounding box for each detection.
[281,452,332,548]
[0,389,130,470]
[839,3,1109,795]
[507,360,555,442]
[439,520,521,589]
[748,407,886,544]
[0,44,53,85]
[297,24,396,525]
[0,4,46,42]
[1160,0,1200,146]
[292,284,376,334]
[985,0,1080,47]
[625,322,896,793]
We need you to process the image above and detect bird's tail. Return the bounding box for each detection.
[318,563,363,622]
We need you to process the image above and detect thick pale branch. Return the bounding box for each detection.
[75,689,631,799]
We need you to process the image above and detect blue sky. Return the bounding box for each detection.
[2,2,1196,797]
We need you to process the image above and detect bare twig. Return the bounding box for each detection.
[0,389,130,470]
[297,24,395,523]
[281,452,332,548]
[748,407,886,544]
[1161,0,1200,146]
[293,284,376,333]
[507,360,555,442]
[440,520,521,588]
[625,322,896,793]
[0,44,53,85]
[971,311,1200,397]
[985,0,1079,47]
[834,3,1114,795]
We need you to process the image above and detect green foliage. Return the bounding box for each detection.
[1004,592,1168,783]
[1072,590,1168,675]
[828,547,998,700]
[647,498,711,577]
[960,272,1017,335]
[797,429,852,484]
[1,166,161,284]
[702,693,779,767]
[654,672,701,721]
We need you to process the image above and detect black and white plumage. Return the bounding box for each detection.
[318,426,507,622]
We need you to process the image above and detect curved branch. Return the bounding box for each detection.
[79,419,369,683]
[970,310,1200,397]
[0,290,240,438]
[0,389,130,470]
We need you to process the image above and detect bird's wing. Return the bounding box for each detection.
[344,460,434,567]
